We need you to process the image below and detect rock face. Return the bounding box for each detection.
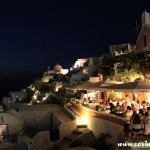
[71,130,96,147]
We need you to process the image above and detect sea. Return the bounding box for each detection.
[0,71,42,102]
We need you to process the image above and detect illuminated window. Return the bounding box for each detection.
[0,124,9,142]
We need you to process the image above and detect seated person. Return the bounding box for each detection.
[131,103,136,112]
[142,112,150,124]
[102,97,108,105]
[146,107,150,118]
[123,106,133,120]
[139,109,144,120]
[142,112,150,135]
[130,110,137,124]
[114,102,121,112]
[88,97,92,103]
[82,98,89,106]
[132,114,142,137]
[142,101,147,111]
[119,103,126,112]
[109,102,115,114]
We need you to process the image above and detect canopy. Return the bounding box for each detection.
[68,81,114,90]
[99,81,150,92]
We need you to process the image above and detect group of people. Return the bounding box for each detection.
[109,94,150,137]
[109,94,149,117]
[81,94,150,137]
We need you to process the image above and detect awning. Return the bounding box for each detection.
[67,81,114,90]
[99,81,150,92]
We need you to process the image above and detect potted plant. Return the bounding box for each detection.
[95,105,100,111]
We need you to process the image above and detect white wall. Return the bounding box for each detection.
[86,116,124,145]
[9,92,27,102]
[19,111,51,130]
[33,130,52,150]
[59,120,77,140]
[41,76,53,82]
[18,131,52,150]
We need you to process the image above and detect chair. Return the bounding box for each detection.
[131,124,142,139]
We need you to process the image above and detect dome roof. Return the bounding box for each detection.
[1,109,25,134]
[54,64,63,71]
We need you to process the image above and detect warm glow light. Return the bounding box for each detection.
[116,92,122,99]
[33,95,37,100]
[148,93,150,103]
[130,74,144,82]
[76,115,89,125]
[116,93,119,98]
[148,96,150,103]
[43,95,48,101]
[81,116,89,124]
[32,87,35,91]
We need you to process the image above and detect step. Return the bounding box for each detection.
[64,132,81,141]
[73,128,90,134]
[52,139,71,150]
[77,125,88,128]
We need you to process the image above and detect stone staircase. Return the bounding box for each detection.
[51,107,90,150]
[52,126,89,150]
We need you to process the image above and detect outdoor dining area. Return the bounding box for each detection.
[70,80,150,139]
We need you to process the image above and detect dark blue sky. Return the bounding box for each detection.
[0,0,150,73]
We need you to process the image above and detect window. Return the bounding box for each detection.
[144,35,147,47]
[0,124,9,142]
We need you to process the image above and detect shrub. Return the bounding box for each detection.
[94,132,115,150]
[95,105,100,111]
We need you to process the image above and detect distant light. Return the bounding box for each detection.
[33,95,37,100]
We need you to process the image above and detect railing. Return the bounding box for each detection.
[72,103,128,126]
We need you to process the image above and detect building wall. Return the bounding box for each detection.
[70,74,85,83]
[89,77,100,82]
[9,91,28,102]
[73,58,88,68]
[110,43,134,56]
[18,131,52,150]
[136,26,150,51]
[33,130,51,150]
[19,111,51,129]
[141,11,150,27]
[42,76,53,82]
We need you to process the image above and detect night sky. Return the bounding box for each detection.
[0,0,150,96]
